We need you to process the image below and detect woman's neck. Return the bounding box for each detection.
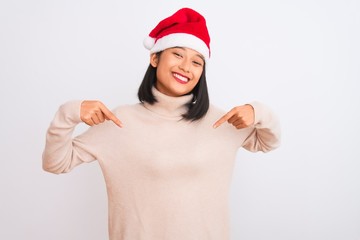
[142,87,193,119]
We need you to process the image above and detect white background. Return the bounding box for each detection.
[1,0,359,239]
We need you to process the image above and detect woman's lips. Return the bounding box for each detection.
[173,73,189,84]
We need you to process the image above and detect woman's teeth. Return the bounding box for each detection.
[173,73,189,83]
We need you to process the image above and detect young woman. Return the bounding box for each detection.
[43,8,281,240]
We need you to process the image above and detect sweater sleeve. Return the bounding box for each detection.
[241,101,281,152]
[42,100,97,174]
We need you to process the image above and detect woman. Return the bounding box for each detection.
[43,7,281,240]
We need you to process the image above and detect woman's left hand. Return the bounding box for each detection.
[213,104,255,129]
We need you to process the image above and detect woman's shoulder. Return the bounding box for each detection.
[112,103,144,116]
[207,104,227,118]
[196,104,226,126]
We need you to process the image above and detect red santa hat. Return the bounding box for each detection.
[143,8,211,61]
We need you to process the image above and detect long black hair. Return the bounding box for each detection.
[138,52,209,121]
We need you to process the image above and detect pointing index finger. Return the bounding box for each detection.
[213,109,236,129]
[100,104,123,128]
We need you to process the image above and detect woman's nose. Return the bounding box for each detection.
[179,59,190,73]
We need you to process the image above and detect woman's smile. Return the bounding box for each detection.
[173,72,189,84]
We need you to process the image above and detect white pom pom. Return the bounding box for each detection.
[143,36,155,50]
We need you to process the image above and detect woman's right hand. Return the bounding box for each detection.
[80,100,123,127]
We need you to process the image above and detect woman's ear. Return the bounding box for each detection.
[150,53,158,67]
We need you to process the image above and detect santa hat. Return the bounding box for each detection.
[143,8,211,61]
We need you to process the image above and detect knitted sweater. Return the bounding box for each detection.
[42,88,281,240]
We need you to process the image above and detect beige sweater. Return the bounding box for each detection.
[43,88,281,240]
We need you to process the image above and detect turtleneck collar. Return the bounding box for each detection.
[142,87,193,119]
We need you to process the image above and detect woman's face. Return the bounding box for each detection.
[150,47,205,97]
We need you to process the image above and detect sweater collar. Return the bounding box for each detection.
[142,87,193,119]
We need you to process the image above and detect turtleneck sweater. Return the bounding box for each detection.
[43,87,281,240]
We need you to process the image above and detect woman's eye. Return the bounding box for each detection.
[193,61,203,67]
[173,52,182,57]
